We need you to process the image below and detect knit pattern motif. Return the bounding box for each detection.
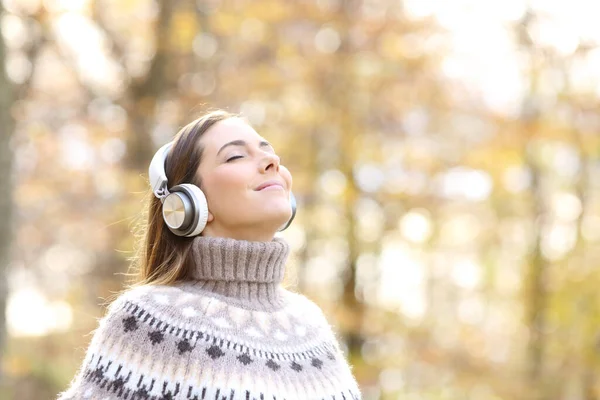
[57,236,362,400]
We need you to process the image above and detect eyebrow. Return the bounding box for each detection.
[216,140,273,156]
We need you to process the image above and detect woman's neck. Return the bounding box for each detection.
[183,235,290,310]
[200,224,279,242]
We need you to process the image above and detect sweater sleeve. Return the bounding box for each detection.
[301,295,363,397]
[56,295,130,400]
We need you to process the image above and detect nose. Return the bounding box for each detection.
[259,152,280,173]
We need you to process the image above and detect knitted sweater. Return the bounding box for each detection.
[57,235,362,400]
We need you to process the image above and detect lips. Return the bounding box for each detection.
[255,180,285,191]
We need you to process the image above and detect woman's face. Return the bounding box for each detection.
[196,117,293,241]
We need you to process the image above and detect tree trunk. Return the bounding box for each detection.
[0,0,15,380]
[124,0,174,171]
[337,0,365,358]
[525,149,546,388]
[515,10,548,398]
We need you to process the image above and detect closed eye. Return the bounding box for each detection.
[226,155,244,162]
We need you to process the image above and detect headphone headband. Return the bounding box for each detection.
[148,141,174,203]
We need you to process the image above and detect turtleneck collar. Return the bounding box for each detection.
[184,235,290,310]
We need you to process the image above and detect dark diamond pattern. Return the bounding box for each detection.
[206,345,225,359]
[111,376,126,391]
[266,359,280,371]
[133,387,151,400]
[237,353,253,365]
[290,361,303,372]
[311,358,323,369]
[177,339,193,354]
[327,351,336,360]
[123,316,139,332]
[149,331,164,345]
[90,366,105,381]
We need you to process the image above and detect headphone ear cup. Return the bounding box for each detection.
[278,191,297,232]
[162,191,194,234]
[163,183,209,237]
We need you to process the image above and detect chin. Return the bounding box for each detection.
[245,196,292,226]
[264,207,292,228]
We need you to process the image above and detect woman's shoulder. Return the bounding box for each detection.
[281,289,332,326]
[103,283,186,314]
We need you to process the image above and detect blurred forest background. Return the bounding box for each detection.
[1,0,600,399]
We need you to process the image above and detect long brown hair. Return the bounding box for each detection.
[121,110,237,294]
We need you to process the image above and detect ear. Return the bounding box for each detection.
[207,212,215,222]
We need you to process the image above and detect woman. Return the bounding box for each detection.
[57,110,362,400]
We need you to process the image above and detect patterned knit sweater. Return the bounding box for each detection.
[57,235,362,400]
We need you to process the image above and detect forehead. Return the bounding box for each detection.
[201,118,264,152]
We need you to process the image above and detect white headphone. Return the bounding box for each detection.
[148,141,297,237]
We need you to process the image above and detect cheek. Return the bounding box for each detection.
[280,166,293,187]
[204,170,250,204]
